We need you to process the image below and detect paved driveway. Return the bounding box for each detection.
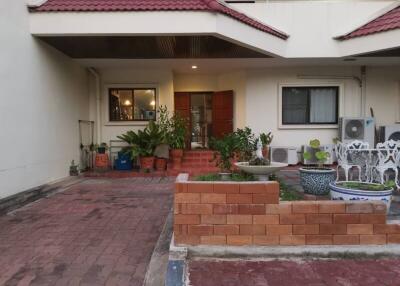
[0,177,174,286]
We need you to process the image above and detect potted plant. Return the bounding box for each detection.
[117,121,162,172]
[300,139,336,195]
[154,106,171,171]
[209,133,237,181]
[167,112,188,169]
[260,132,273,159]
[96,142,108,154]
[329,181,394,212]
[69,160,79,176]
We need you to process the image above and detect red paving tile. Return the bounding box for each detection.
[188,259,400,286]
[0,177,174,286]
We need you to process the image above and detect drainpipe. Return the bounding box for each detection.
[360,66,367,117]
[88,68,102,144]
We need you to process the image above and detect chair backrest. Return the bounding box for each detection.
[335,141,348,165]
[376,140,399,167]
[347,140,370,150]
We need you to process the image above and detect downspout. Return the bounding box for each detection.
[360,66,367,117]
[88,68,102,144]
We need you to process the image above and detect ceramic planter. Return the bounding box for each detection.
[140,156,155,171]
[299,167,336,195]
[170,149,184,170]
[330,181,393,212]
[155,157,167,171]
[170,149,184,158]
[219,172,232,181]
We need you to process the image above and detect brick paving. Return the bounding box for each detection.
[188,258,400,286]
[0,177,174,286]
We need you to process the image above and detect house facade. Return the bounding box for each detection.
[1,0,400,198]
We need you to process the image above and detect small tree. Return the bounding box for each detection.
[303,139,330,168]
[209,134,237,172]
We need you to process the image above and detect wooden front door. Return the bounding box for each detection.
[212,90,234,139]
[174,92,191,149]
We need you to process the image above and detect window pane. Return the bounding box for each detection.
[133,89,156,120]
[282,87,308,124]
[309,88,337,123]
[109,89,133,121]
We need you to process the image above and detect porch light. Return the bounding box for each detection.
[123,99,132,106]
[192,65,198,69]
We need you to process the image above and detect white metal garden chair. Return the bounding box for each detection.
[335,141,368,181]
[373,140,399,186]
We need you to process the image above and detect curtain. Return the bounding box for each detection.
[309,88,337,123]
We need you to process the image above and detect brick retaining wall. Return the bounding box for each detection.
[174,174,400,246]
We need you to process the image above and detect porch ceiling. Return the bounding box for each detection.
[39,35,271,59]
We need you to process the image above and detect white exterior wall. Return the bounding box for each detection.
[0,0,89,199]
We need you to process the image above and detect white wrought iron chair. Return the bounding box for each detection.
[335,141,368,181]
[373,140,399,186]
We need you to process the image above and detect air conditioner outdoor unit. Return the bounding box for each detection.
[270,146,298,165]
[339,117,375,147]
[301,144,337,165]
[379,125,400,142]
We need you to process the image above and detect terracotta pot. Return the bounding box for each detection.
[155,157,167,171]
[170,149,184,158]
[262,146,270,160]
[95,153,109,168]
[140,156,155,171]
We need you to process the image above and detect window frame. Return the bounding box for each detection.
[104,84,158,126]
[278,83,344,130]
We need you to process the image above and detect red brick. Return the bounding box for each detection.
[240,224,265,235]
[347,224,373,235]
[253,215,279,225]
[319,224,347,235]
[182,204,213,215]
[201,193,226,204]
[213,183,239,194]
[318,202,346,214]
[388,234,400,243]
[175,193,200,203]
[293,224,319,235]
[333,214,360,224]
[174,235,200,245]
[306,214,332,224]
[201,215,226,225]
[370,201,387,214]
[346,202,373,213]
[174,214,200,225]
[214,225,239,235]
[359,214,386,224]
[266,225,292,235]
[239,204,265,215]
[227,215,252,225]
[306,235,333,245]
[213,204,239,215]
[360,234,387,245]
[188,183,213,193]
[333,235,360,245]
[292,202,318,214]
[175,183,188,193]
[227,194,252,204]
[174,203,181,214]
[374,224,400,234]
[266,203,292,214]
[253,235,279,245]
[200,236,226,245]
[188,225,214,236]
[227,235,252,245]
[280,235,306,245]
[253,194,279,204]
[280,214,306,225]
[239,183,266,194]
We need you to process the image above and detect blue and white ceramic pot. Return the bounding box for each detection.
[329,181,393,212]
[299,167,336,195]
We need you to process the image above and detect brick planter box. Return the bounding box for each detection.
[174,174,400,246]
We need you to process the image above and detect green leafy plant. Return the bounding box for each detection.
[303,139,330,168]
[167,112,188,150]
[259,132,273,147]
[117,121,163,159]
[194,172,256,182]
[156,105,170,144]
[339,181,393,191]
[233,127,256,161]
[209,133,238,172]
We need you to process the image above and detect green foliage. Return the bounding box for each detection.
[209,133,238,172]
[260,132,273,147]
[117,120,163,159]
[194,172,256,182]
[275,177,303,201]
[167,112,188,149]
[304,139,330,168]
[339,181,392,191]
[248,157,270,166]
[233,127,257,161]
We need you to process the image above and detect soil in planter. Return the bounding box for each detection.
[337,182,392,192]
[193,172,257,182]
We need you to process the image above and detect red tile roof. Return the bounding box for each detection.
[339,4,400,40]
[30,0,288,39]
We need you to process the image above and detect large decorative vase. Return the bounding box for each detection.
[299,168,336,195]
[330,181,393,212]
[140,156,155,171]
[95,153,109,169]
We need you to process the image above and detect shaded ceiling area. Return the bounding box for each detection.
[359,47,400,57]
[39,35,271,59]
